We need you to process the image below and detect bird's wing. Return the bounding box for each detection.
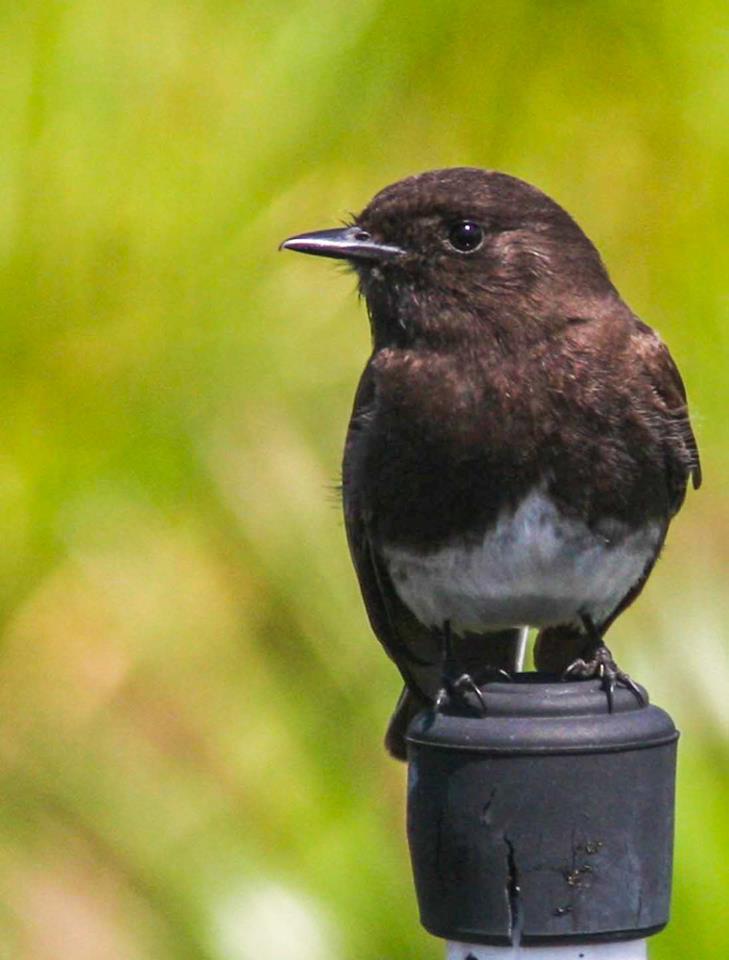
[632,320,702,508]
[341,363,523,708]
[341,363,440,704]
[594,321,701,636]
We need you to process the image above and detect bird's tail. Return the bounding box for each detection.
[384,686,428,761]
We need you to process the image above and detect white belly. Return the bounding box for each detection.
[382,489,662,634]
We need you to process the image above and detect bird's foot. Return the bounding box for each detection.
[433,620,512,716]
[434,670,488,715]
[563,642,646,711]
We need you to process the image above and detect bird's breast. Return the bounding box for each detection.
[381,488,663,633]
[357,349,536,544]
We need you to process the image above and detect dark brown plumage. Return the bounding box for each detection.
[281,168,700,760]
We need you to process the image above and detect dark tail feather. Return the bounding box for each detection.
[384,686,428,761]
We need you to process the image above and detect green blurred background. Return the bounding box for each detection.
[0,1,726,957]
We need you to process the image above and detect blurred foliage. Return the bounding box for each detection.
[0,1,726,958]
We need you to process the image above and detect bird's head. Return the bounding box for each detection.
[281,168,616,349]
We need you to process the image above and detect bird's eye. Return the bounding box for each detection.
[447,220,484,253]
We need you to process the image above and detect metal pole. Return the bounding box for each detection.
[447,938,647,960]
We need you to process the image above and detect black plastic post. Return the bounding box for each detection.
[406,676,678,947]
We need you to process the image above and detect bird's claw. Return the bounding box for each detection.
[490,667,513,683]
[563,645,646,711]
[434,671,488,715]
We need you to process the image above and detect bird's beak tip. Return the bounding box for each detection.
[279,236,306,253]
[278,227,403,263]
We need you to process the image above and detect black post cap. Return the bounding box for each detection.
[405,676,678,946]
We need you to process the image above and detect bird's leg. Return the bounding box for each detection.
[563,614,646,710]
[433,620,489,715]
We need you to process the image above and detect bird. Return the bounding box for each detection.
[280,167,701,760]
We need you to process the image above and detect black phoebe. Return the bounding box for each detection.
[281,168,701,760]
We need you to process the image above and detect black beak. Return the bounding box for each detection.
[279,226,404,262]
